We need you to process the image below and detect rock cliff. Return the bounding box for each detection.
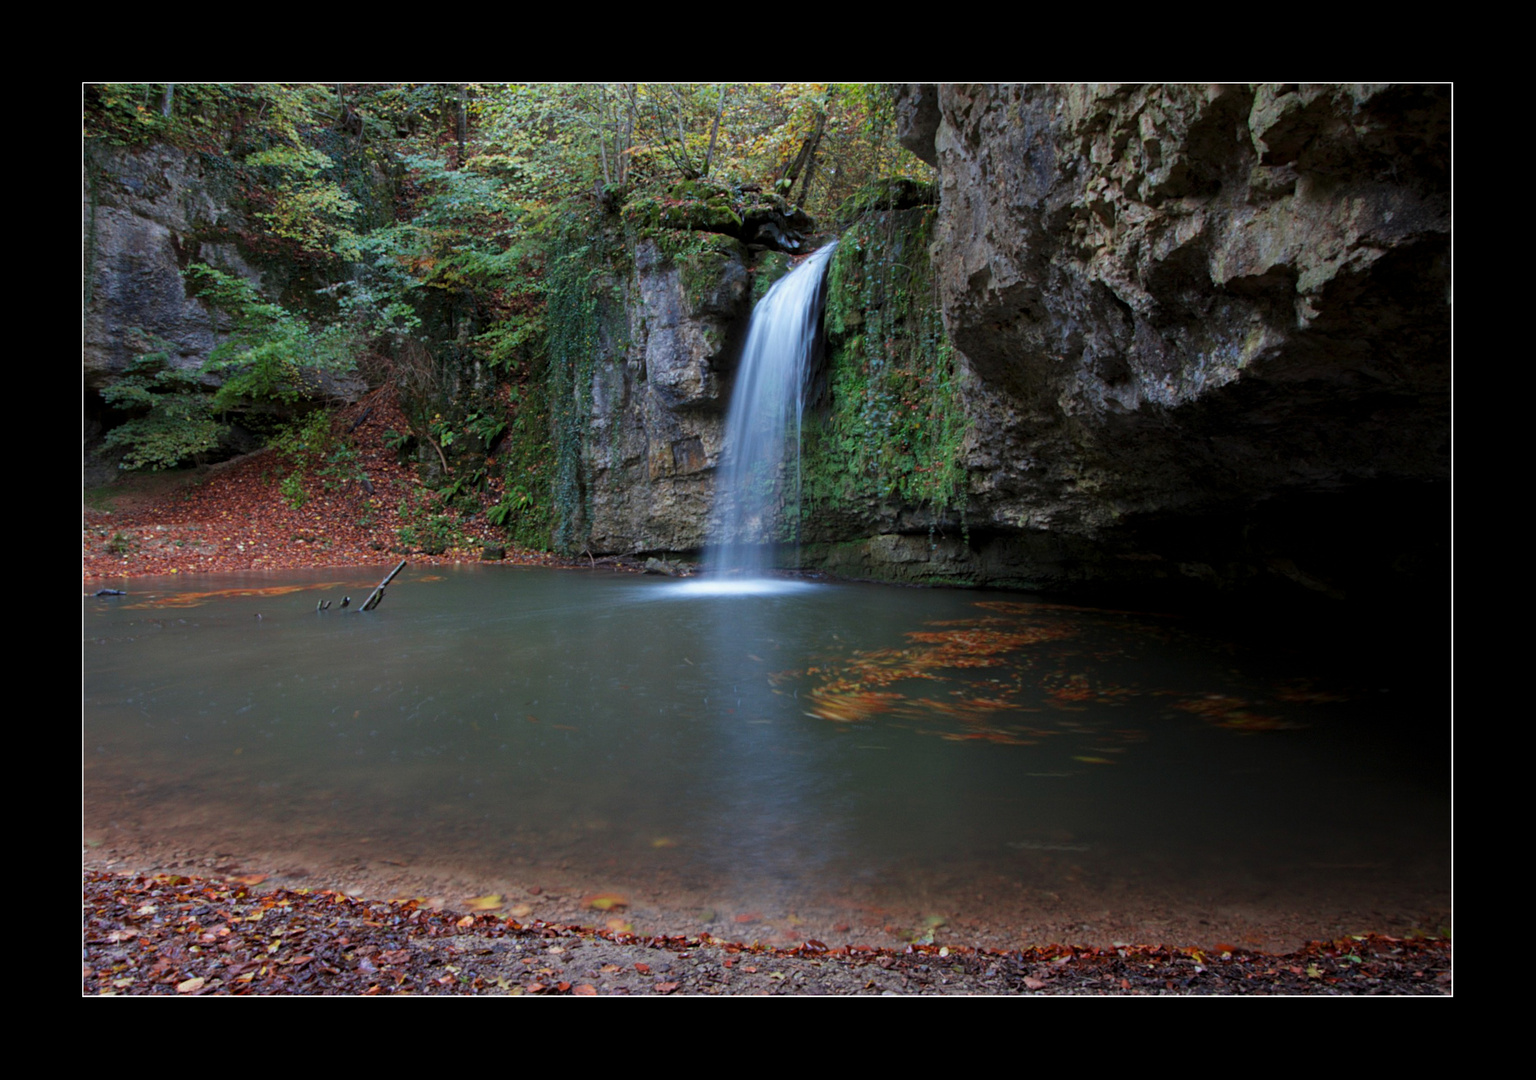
[852,83,1451,600]
[575,237,755,555]
[83,145,257,394]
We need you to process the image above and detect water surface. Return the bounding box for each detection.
[83,565,1449,950]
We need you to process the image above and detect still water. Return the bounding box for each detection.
[83,565,1449,949]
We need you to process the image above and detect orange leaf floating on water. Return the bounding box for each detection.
[585,893,628,911]
[912,695,1017,721]
[125,583,332,609]
[1175,695,1295,731]
[805,690,905,722]
[1272,683,1350,704]
[941,730,1034,744]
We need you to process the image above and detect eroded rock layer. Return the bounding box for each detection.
[861,83,1451,600]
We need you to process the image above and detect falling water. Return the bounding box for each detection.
[705,241,837,585]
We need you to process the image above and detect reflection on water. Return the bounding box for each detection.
[83,566,1449,948]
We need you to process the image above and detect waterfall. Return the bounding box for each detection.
[706,241,837,584]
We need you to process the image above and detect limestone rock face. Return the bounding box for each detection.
[84,144,258,391]
[581,239,753,555]
[889,83,1449,596]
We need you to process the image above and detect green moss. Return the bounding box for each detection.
[546,220,602,554]
[800,200,969,531]
[752,251,792,303]
[677,234,745,313]
[833,177,938,230]
[620,178,743,236]
[488,375,554,551]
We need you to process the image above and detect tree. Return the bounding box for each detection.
[100,338,222,471]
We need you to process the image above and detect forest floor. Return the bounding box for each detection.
[82,396,1451,995]
[84,387,575,583]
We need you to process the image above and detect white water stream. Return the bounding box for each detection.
[705,241,837,583]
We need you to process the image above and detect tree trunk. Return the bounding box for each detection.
[702,85,728,178]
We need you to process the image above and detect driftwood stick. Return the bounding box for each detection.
[360,560,407,612]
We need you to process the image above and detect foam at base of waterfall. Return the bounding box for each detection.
[657,576,820,598]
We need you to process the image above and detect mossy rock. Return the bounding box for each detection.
[621,179,743,235]
[752,251,793,303]
[678,234,748,315]
[619,179,816,253]
[834,177,938,229]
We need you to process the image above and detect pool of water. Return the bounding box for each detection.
[83,565,1449,950]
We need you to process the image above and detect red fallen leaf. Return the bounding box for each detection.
[524,982,545,993]
[734,912,761,924]
[634,963,651,975]
[232,874,267,886]
[1023,976,1046,990]
[572,984,598,995]
[556,981,571,992]
[654,981,681,994]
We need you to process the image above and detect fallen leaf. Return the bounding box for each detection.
[175,977,205,994]
[584,893,628,911]
[466,894,504,911]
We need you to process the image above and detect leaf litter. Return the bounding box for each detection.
[83,869,1450,996]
